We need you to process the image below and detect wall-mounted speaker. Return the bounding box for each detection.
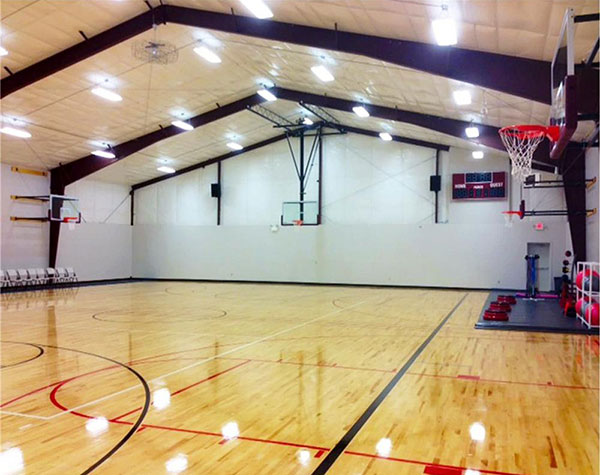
[430,175,441,192]
[211,183,221,198]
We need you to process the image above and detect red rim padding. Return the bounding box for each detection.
[499,124,560,142]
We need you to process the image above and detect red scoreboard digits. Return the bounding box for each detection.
[452,171,507,200]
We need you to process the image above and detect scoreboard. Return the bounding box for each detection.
[452,171,507,200]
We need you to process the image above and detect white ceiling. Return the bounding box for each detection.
[0,0,596,184]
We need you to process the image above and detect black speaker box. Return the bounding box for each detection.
[211,183,221,198]
[430,175,441,192]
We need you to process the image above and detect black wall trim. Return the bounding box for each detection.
[134,277,518,293]
[0,277,142,294]
[1,277,520,294]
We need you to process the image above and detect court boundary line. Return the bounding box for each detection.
[345,450,524,475]
[311,293,469,475]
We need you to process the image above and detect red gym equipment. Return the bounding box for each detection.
[484,309,509,321]
[490,301,512,312]
[497,295,517,305]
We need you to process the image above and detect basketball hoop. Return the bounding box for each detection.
[292,219,303,226]
[498,125,560,182]
[62,217,79,223]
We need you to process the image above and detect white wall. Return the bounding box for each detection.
[66,179,131,224]
[0,163,50,269]
[57,223,132,281]
[134,140,318,227]
[135,165,218,225]
[132,133,571,289]
[133,222,567,289]
[322,134,434,224]
[586,147,599,262]
[441,147,567,225]
[56,179,132,281]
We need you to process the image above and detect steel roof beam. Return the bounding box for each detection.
[1,5,550,103]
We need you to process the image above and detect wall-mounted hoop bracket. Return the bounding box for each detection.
[10,216,48,222]
[10,195,51,203]
[523,176,597,189]
[503,199,597,220]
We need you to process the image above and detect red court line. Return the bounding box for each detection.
[424,466,462,475]
[407,371,599,390]
[49,381,94,420]
[130,353,599,391]
[49,362,331,455]
[127,342,250,364]
[111,360,251,422]
[130,354,397,374]
[95,418,332,453]
[0,364,119,408]
[345,451,524,475]
[138,354,597,391]
[215,356,396,374]
[171,360,251,396]
[49,367,539,473]
[111,407,140,423]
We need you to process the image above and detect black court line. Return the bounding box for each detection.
[311,293,468,475]
[1,341,151,475]
[0,342,44,369]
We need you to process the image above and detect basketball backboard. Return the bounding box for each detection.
[550,8,577,160]
[550,8,599,159]
[281,200,318,226]
[49,195,81,223]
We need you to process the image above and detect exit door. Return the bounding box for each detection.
[527,242,551,292]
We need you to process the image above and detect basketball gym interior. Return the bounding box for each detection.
[0,1,599,474]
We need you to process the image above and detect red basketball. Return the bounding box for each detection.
[576,270,600,291]
[583,272,600,292]
[585,303,599,326]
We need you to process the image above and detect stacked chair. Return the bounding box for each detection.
[0,267,77,288]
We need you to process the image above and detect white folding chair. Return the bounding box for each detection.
[36,268,49,285]
[6,269,20,287]
[55,267,68,283]
[17,269,33,286]
[46,268,57,285]
[27,268,41,285]
[0,270,7,288]
[66,267,77,282]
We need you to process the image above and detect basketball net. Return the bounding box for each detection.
[498,125,559,182]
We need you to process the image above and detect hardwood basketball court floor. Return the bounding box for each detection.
[1,282,598,474]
